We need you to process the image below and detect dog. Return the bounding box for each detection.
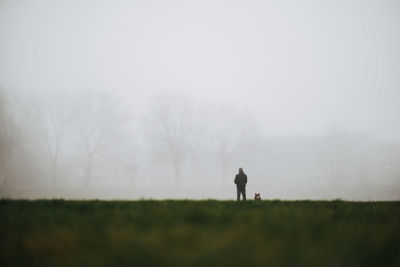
[254,193,261,200]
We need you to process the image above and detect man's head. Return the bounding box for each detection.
[239,168,244,174]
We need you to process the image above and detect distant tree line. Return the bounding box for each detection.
[0,88,399,190]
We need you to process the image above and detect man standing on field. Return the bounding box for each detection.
[234,168,247,201]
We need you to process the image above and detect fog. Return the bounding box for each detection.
[1,0,399,200]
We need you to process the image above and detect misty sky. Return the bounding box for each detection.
[1,0,399,140]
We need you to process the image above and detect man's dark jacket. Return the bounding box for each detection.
[234,173,247,189]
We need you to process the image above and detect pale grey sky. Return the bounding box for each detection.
[1,0,399,139]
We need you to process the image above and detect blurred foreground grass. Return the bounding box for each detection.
[1,199,399,267]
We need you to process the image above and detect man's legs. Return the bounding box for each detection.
[237,187,246,201]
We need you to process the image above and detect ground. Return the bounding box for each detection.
[1,199,399,267]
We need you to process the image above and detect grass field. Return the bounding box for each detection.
[1,199,399,267]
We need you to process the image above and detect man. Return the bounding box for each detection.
[234,168,247,201]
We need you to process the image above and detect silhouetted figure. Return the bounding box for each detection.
[254,193,261,200]
[234,168,247,201]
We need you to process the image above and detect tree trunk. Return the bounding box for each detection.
[173,160,181,187]
[51,164,57,188]
[220,164,226,185]
[220,153,228,185]
[84,161,92,188]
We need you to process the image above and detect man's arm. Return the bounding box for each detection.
[245,175,247,185]
[234,175,237,185]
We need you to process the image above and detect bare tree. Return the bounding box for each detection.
[206,104,249,184]
[25,91,73,187]
[145,92,201,186]
[72,90,124,187]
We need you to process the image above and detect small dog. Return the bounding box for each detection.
[254,193,261,200]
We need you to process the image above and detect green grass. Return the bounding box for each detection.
[1,199,399,267]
